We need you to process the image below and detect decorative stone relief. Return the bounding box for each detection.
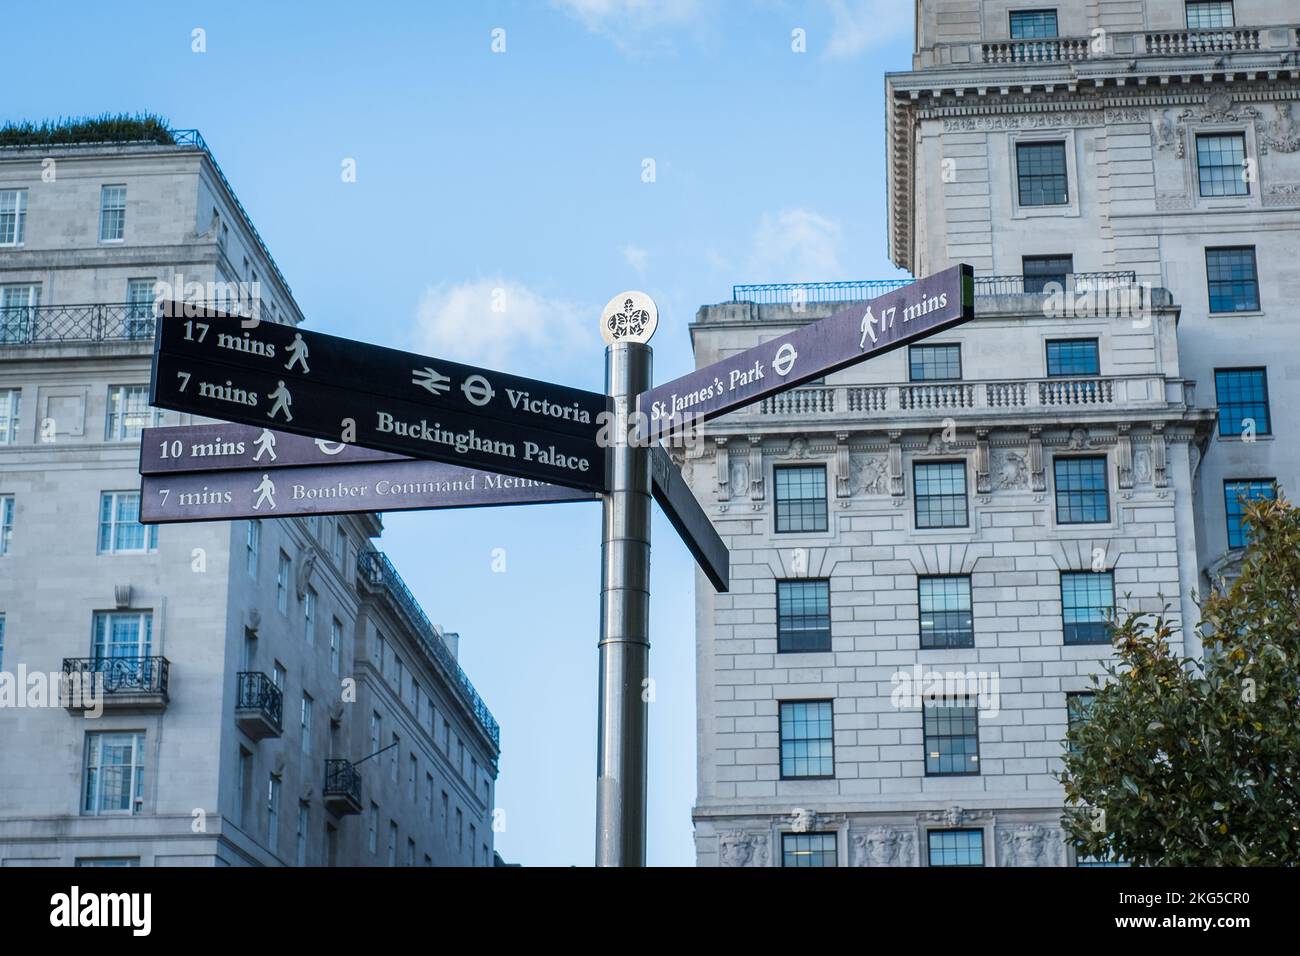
[1116,426,1133,490]
[747,436,764,502]
[1133,447,1153,487]
[1028,428,1046,492]
[790,808,818,833]
[851,827,918,867]
[1264,183,1300,206]
[1259,103,1300,154]
[942,110,1105,132]
[785,435,810,459]
[997,825,1065,867]
[920,806,993,827]
[715,438,730,502]
[718,831,768,868]
[974,430,990,494]
[295,551,317,600]
[992,448,1030,491]
[888,431,904,497]
[835,434,851,503]
[1152,108,1179,152]
[1066,427,1094,450]
[851,455,891,496]
[1151,423,1168,488]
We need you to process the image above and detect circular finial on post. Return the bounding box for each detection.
[600,291,658,346]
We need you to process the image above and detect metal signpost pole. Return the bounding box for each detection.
[596,294,657,867]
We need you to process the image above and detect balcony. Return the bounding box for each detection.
[0,303,156,346]
[731,272,1137,306]
[323,759,363,817]
[234,671,283,741]
[357,549,500,752]
[62,656,170,713]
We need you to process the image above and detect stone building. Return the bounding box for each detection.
[0,127,499,866]
[689,0,1297,866]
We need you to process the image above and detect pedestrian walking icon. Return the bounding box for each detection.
[253,429,278,462]
[284,333,310,373]
[252,473,277,511]
[267,381,294,422]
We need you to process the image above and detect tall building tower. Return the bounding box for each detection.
[0,123,500,867]
[688,0,1296,866]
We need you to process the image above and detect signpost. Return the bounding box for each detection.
[143,266,971,867]
[634,263,975,442]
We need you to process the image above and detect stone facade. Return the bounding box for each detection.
[0,136,499,866]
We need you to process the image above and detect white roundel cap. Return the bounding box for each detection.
[600,291,658,345]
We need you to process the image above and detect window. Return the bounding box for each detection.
[1023,255,1073,293]
[1196,133,1248,197]
[774,465,828,533]
[442,719,451,754]
[1009,9,1057,38]
[300,694,313,755]
[387,821,398,867]
[391,733,400,782]
[776,579,831,652]
[406,838,416,867]
[296,801,309,866]
[267,775,281,849]
[1016,142,1068,206]
[236,748,252,828]
[76,858,140,867]
[1186,1,1233,29]
[409,754,418,800]
[1214,368,1270,437]
[125,278,156,339]
[471,758,479,794]
[370,711,382,755]
[0,285,39,344]
[92,611,152,663]
[425,773,434,820]
[470,824,478,862]
[0,495,13,555]
[1046,339,1099,377]
[924,697,980,775]
[96,491,156,554]
[918,576,974,649]
[456,809,464,852]
[246,520,260,577]
[272,662,286,690]
[1206,247,1259,312]
[908,344,962,381]
[83,732,146,815]
[367,804,378,854]
[1066,692,1095,757]
[99,185,126,242]
[334,526,347,565]
[1061,572,1115,645]
[782,832,837,867]
[779,700,834,779]
[0,188,27,245]
[928,829,984,867]
[1054,457,1109,524]
[914,461,968,528]
[1224,479,1276,549]
[457,739,465,777]
[330,617,342,674]
[304,585,316,645]
[277,551,290,613]
[0,389,19,444]
[441,792,450,836]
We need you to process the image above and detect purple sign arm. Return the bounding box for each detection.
[634,264,974,442]
[141,424,407,474]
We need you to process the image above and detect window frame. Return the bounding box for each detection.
[1066,691,1096,757]
[927,828,985,867]
[781,831,839,868]
[778,699,835,780]
[99,184,127,243]
[1008,8,1059,39]
[0,494,13,556]
[773,464,829,535]
[83,731,147,816]
[1045,338,1100,378]
[917,575,975,649]
[1223,478,1276,549]
[1023,255,1074,294]
[1060,571,1116,645]
[1214,367,1271,438]
[776,578,832,653]
[913,460,969,530]
[1185,0,1234,29]
[923,696,981,777]
[1015,140,1070,208]
[0,188,28,246]
[1195,132,1249,198]
[0,388,20,444]
[908,343,963,382]
[1053,455,1110,525]
[1205,246,1260,313]
[97,491,158,554]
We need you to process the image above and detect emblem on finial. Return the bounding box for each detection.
[601,291,658,345]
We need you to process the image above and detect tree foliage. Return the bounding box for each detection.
[1061,495,1300,865]
[0,113,173,147]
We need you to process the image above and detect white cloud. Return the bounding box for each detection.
[621,243,649,275]
[746,208,844,283]
[551,0,709,52]
[823,0,912,59]
[413,279,597,380]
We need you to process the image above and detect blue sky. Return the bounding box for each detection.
[10,0,915,865]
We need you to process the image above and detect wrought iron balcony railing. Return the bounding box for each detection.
[323,759,362,805]
[731,271,1137,305]
[63,656,170,698]
[357,549,501,750]
[235,671,283,731]
[0,303,156,345]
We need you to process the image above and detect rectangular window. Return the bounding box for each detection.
[456,809,464,852]
[387,822,398,866]
[1185,1,1234,29]
[1009,9,1058,38]
[83,732,146,815]
[75,858,140,867]
[370,711,382,755]
[272,662,285,690]
[0,188,27,245]
[441,792,450,836]
[406,838,416,867]
[330,617,342,674]
[92,611,152,663]
[928,829,984,867]
[1046,339,1100,377]
[776,579,831,652]
[125,278,156,339]
[105,385,155,441]
[1196,133,1248,197]
[1066,692,1095,757]
[246,520,260,577]
[0,285,39,345]
[304,585,316,645]
[97,491,157,553]
[914,461,968,529]
[774,465,827,534]
[296,801,309,866]
[277,551,290,613]
[391,733,400,782]
[0,495,13,556]
[1054,457,1109,524]
[99,185,126,242]
[1224,479,1276,549]
[425,773,434,820]
[0,388,19,444]
[782,832,838,867]
[267,775,281,849]
[334,526,347,565]
[1016,141,1069,206]
[409,754,418,800]
[779,700,834,779]
[442,719,451,754]
[300,694,313,754]
[918,576,974,649]
[1023,255,1073,293]
[1214,368,1270,437]
[368,804,378,854]
[458,739,465,777]
[1206,246,1259,312]
[236,748,252,828]
[908,344,962,381]
[924,697,980,776]
[1061,571,1115,645]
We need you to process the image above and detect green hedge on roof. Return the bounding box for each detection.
[0,113,174,147]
